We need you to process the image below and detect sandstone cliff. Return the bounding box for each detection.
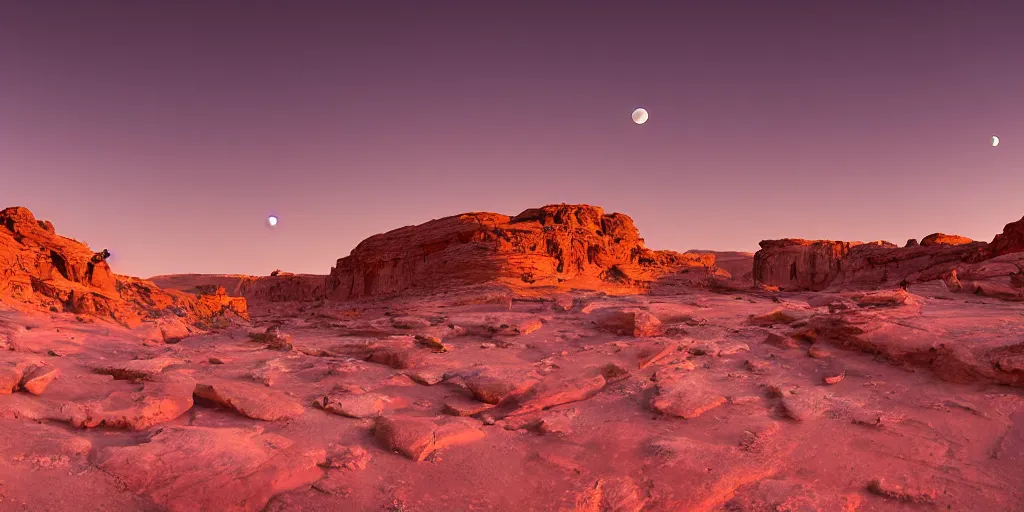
[326,204,717,301]
[988,215,1024,258]
[753,220,1023,299]
[0,207,249,328]
[149,273,328,302]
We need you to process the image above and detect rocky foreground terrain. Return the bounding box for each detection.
[2,204,1023,511]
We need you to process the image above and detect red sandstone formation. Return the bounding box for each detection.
[150,273,328,302]
[920,233,974,246]
[751,239,861,291]
[0,207,248,330]
[325,204,716,301]
[2,203,1024,511]
[753,228,1021,297]
[989,214,1024,258]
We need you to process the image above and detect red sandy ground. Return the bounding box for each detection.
[1,279,1023,511]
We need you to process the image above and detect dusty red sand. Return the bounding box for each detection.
[2,204,1024,511]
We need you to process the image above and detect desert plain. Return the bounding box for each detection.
[1,203,1023,511]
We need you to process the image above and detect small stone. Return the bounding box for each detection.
[464,368,541,404]
[208,357,228,365]
[316,392,386,419]
[823,370,845,385]
[20,366,59,395]
[480,343,497,349]
[591,308,662,337]
[514,319,544,335]
[808,346,831,359]
[415,335,447,352]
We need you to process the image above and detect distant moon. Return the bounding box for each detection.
[992,135,1000,147]
[631,108,648,125]
[267,215,278,227]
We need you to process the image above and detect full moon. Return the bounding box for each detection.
[267,215,278,227]
[631,108,648,125]
[992,135,1000,147]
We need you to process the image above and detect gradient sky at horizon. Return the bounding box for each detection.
[2,1,1023,277]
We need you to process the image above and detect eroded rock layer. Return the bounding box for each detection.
[326,204,717,300]
[0,207,248,329]
[753,219,1023,298]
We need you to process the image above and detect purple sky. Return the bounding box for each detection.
[2,1,1022,277]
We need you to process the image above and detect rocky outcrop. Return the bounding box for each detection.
[753,216,1024,297]
[753,238,992,292]
[989,215,1024,258]
[325,204,715,301]
[920,233,974,246]
[826,241,987,290]
[0,206,248,328]
[149,273,328,302]
[752,239,859,291]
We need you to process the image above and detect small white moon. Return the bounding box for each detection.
[267,215,278,227]
[992,135,1000,147]
[631,108,648,125]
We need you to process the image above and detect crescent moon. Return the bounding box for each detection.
[992,136,1000,147]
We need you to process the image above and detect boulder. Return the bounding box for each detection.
[374,415,485,461]
[590,307,662,337]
